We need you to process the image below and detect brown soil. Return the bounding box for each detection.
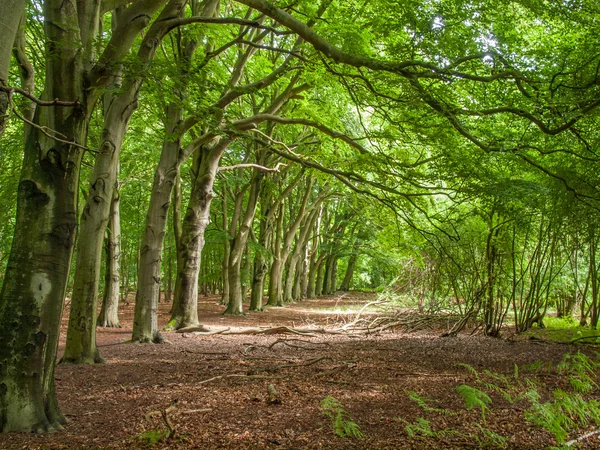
[1,293,599,449]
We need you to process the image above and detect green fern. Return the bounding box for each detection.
[456,384,492,425]
[404,417,435,438]
[557,352,599,394]
[320,396,365,439]
[399,417,462,440]
[406,390,456,416]
[456,362,481,381]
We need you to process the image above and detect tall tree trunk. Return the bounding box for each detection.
[331,258,338,293]
[250,201,270,311]
[98,187,121,328]
[0,0,27,137]
[267,203,285,306]
[225,174,262,314]
[137,105,182,332]
[164,140,228,331]
[250,169,303,310]
[64,0,181,358]
[62,83,138,364]
[315,256,326,296]
[225,172,261,315]
[0,0,97,431]
[340,253,356,291]
[267,178,313,306]
[285,208,318,302]
[220,188,230,304]
[292,252,304,300]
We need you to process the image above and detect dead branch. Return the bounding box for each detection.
[197,373,286,385]
[8,95,96,153]
[570,335,600,344]
[250,356,333,374]
[145,400,179,439]
[243,338,331,355]
[566,427,600,447]
[180,408,212,415]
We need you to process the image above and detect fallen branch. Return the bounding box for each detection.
[243,338,331,355]
[197,373,286,385]
[566,427,600,447]
[180,408,212,415]
[570,335,600,344]
[145,400,179,439]
[250,356,333,374]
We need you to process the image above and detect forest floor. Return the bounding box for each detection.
[2,292,600,450]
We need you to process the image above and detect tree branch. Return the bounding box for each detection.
[0,86,79,107]
[218,162,286,172]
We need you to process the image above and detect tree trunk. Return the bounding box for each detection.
[0,0,27,137]
[136,106,182,332]
[267,178,313,306]
[292,251,305,300]
[98,188,121,328]
[315,256,326,296]
[62,85,137,364]
[339,253,356,291]
[220,189,230,305]
[267,203,286,306]
[0,0,96,431]
[226,172,261,314]
[165,140,228,330]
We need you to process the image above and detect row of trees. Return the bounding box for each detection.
[1,0,599,435]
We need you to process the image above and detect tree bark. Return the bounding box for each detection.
[98,188,122,328]
[284,208,318,302]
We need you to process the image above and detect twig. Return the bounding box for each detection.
[145,401,179,439]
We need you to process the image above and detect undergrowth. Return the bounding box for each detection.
[397,352,600,449]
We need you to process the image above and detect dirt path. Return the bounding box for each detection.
[1,293,598,449]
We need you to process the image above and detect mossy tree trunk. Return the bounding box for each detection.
[0,0,99,431]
